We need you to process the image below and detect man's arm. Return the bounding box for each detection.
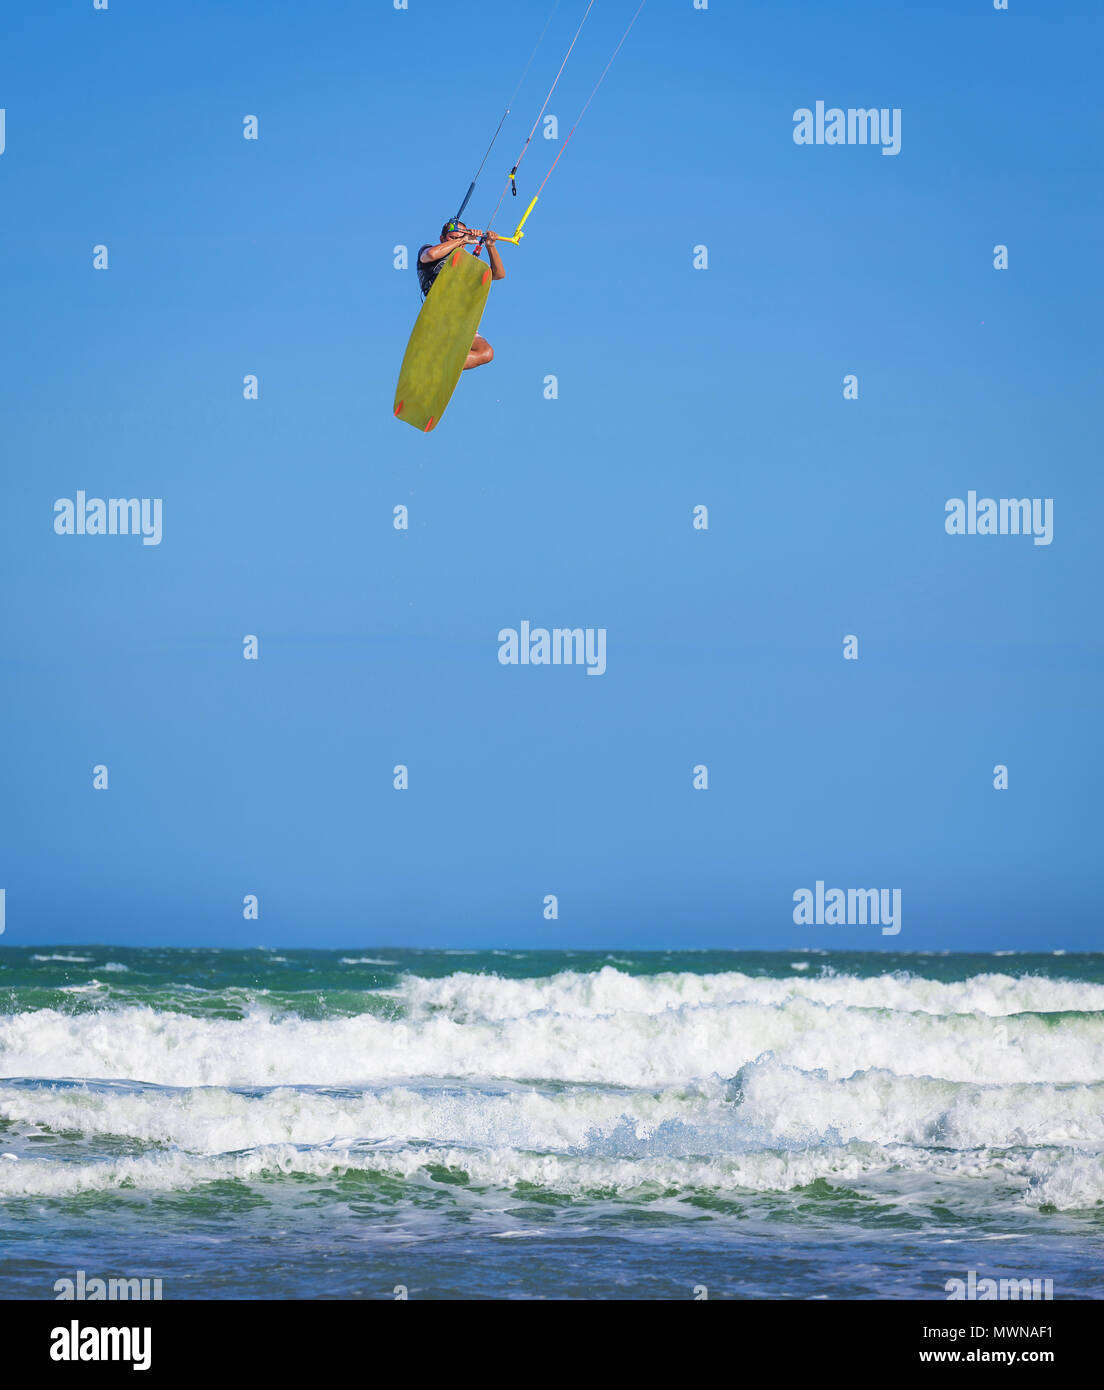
[419,235,479,264]
[483,231,506,281]
[449,229,505,281]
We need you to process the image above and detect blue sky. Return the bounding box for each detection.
[1,0,1101,949]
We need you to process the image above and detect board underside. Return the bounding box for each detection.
[393,251,492,432]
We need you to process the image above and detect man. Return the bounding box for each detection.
[417,219,505,370]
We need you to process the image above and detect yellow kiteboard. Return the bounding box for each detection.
[393,250,492,433]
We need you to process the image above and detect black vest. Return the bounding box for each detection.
[417,246,450,300]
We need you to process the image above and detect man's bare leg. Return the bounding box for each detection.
[463,335,494,371]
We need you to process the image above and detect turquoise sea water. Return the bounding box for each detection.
[2,947,1103,1300]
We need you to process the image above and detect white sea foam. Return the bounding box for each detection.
[0,1137,898,1199]
[1,990,1101,1089]
[732,1058,1104,1149]
[4,964,1102,1216]
[0,1080,722,1157]
[3,1061,1100,1159]
[390,965,1104,1022]
[0,1133,1096,1209]
[1022,1152,1104,1209]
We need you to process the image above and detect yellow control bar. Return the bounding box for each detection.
[492,195,539,245]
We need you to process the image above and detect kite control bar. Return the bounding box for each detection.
[466,195,539,253]
[495,195,539,245]
[485,195,539,247]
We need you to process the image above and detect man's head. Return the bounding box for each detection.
[441,219,468,242]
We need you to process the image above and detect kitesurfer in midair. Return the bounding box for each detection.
[417,220,505,370]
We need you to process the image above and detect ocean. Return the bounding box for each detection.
[1,946,1102,1300]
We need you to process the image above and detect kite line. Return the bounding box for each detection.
[486,0,646,246]
[452,0,563,224]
